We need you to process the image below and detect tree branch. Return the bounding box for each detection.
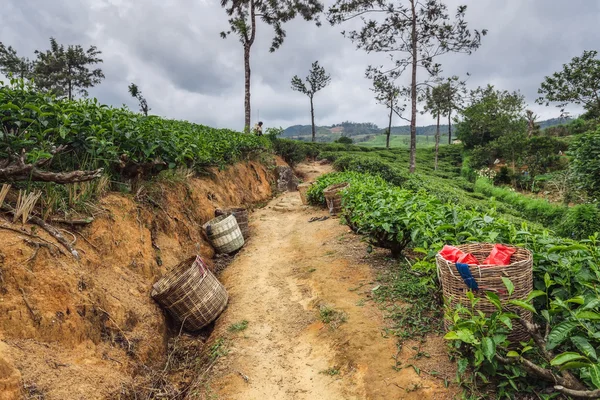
[0,148,103,183]
[554,386,600,399]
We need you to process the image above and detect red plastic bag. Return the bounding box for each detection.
[483,244,516,266]
[440,245,480,265]
[439,245,464,262]
[457,253,480,265]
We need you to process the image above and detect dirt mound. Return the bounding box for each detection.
[0,160,276,399]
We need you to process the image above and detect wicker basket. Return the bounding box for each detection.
[203,214,244,254]
[215,207,249,240]
[298,183,312,205]
[436,243,533,342]
[151,255,228,331]
[324,182,348,215]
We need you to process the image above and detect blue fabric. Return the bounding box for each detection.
[455,263,479,291]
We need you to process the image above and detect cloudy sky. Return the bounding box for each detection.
[1,0,598,130]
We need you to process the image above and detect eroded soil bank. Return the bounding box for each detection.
[0,160,276,399]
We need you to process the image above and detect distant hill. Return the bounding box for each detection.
[282,118,571,140]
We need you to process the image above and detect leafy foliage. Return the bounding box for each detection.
[33,37,104,101]
[537,50,600,116]
[570,129,600,200]
[128,83,150,117]
[1,38,104,101]
[0,80,270,180]
[308,142,600,396]
[456,85,527,150]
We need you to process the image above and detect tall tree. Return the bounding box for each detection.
[440,76,466,144]
[221,0,324,131]
[423,83,446,170]
[291,61,331,142]
[128,83,150,116]
[0,43,32,80]
[536,50,600,118]
[33,37,104,100]
[456,85,527,150]
[368,67,404,148]
[328,1,486,173]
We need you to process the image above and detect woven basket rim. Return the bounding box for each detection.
[324,182,349,194]
[203,214,233,230]
[436,243,532,268]
[223,207,247,213]
[151,255,206,299]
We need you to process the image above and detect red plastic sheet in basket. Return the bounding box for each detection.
[482,244,516,266]
[439,245,480,264]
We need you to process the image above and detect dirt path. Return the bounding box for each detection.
[208,162,454,400]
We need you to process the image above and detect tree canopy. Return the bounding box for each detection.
[221,0,324,130]
[33,38,104,100]
[291,61,331,142]
[457,85,527,150]
[537,50,600,117]
[327,0,486,172]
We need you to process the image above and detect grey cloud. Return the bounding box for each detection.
[1,0,599,129]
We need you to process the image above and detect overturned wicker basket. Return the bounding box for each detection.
[324,182,349,215]
[215,207,249,240]
[151,255,228,331]
[436,243,533,342]
[203,214,244,254]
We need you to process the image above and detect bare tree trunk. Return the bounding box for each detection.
[244,45,251,131]
[409,0,417,173]
[243,0,257,132]
[310,95,316,142]
[435,113,440,170]
[448,110,452,144]
[387,101,393,149]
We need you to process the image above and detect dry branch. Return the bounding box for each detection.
[0,147,103,184]
[1,204,78,259]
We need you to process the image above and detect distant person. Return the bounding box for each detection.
[254,121,263,135]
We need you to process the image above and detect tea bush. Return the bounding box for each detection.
[0,80,271,178]
[311,169,600,396]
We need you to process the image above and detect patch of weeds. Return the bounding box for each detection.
[324,250,336,256]
[208,337,229,360]
[228,320,249,333]
[320,367,340,376]
[318,304,348,329]
[307,267,316,273]
[373,261,442,348]
[356,299,366,307]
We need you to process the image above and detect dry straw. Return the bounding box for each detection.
[0,184,11,208]
[151,255,228,331]
[13,190,42,224]
[436,243,533,342]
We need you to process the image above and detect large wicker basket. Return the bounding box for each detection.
[436,243,533,342]
[203,214,244,254]
[298,183,312,205]
[151,255,228,331]
[324,182,348,215]
[215,207,249,240]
